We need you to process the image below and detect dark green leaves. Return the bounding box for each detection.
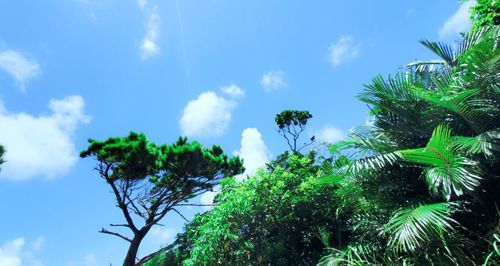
[275,110,312,129]
[0,145,5,170]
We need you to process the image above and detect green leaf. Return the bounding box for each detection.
[400,124,481,199]
[384,202,456,253]
[452,130,500,157]
[314,175,344,185]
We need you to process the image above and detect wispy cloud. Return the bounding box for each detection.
[260,71,286,92]
[439,1,473,39]
[137,0,147,10]
[315,124,345,144]
[328,35,360,67]
[221,84,245,98]
[0,237,45,266]
[0,96,90,180]
[0,49,40,91]
[149,227,176,245]
[180,87,243,138]
[140,6,160,59]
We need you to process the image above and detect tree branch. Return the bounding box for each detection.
[110,223,131,228]
[108,178,139,233]
[171,208,189,222]
[176,203,214,207]
[99,228,132,242]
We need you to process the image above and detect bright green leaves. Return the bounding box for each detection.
[318,245,378,266]
[314,175,344,186]
[384,202,455,253]
[412,86,480,115]
[401,124,481,199]
[81,132,244,187]
[181,154,339,265]
[80,132,160,181]
[470,0,500,29]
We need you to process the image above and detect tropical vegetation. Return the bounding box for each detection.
[137,2,499,265]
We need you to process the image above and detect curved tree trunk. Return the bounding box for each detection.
[123,233,146,266]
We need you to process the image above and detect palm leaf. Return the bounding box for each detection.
[452,130,500,157]
[347,151,402,176]
[384,202,456,253]
[400,124,481,199]
[483,233,500,266]
[420,40,456,66]
[317,245,377,266]
[404,60,446,76]
[412,85,480,114]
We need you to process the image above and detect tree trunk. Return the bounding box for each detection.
[123,233,146,266]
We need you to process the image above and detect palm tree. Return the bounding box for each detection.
[318,26,500,265]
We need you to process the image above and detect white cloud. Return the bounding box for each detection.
[0,95,90,180]
[138,0,147,9]
[0,238,23,266]
[0,237,44,266]
[0,50,40,91]
[149,227,175,245]
[221,84,245,98]
[328,35,360,67]
[439,1,473,39]
[179,91,237,138]
[30,236,45,252]
[234,128,271,179]
[199,128,270,209]
[200,189,218,211]
[140,6,160,59]
[315,125,345,144]
[260,71,286,92]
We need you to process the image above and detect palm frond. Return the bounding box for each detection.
[483,233,500,266]
[456,27,491,60]
[384,202,456,253]
[452,130,500,157]
[400,124,482,199]
[358,74,418,109]
[317,245,377,266]
[420,40,456,66]
[347,151,402,176]
[419,28,486,68]
[412,85,480,114]
[405,60,446,75]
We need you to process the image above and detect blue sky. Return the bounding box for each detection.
[0,0,473,265]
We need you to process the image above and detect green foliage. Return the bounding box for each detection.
[150,154,341,265]
[400,124,481,200]
[144,9,500,266]
[469,0,500,29]
[320,22,500,265]
[275,110,315,153]
[483,232,500,265]
[275,110,313,129]
[80,132,243,266]
[383,202,455,253]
